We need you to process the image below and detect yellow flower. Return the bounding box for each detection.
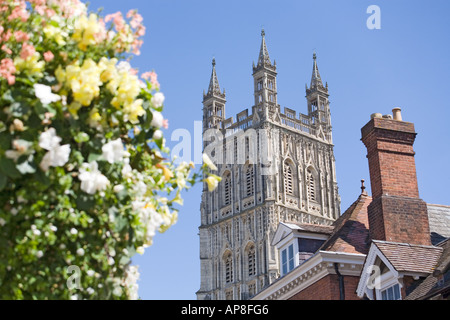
[73,13,104,51]
[70,59,102,106]
[205,175,221,192]
[43,24,67,46]
[162,166,174,181]
[68,101,82,118]
[123,99,145,124]
[14,52,44,77]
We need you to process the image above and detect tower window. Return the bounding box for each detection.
[307,169,316,202]
[284,162,294,196]
[245,165,255,197]
[223,172,232,206]
[248,245,256,277]
[224,252,233,284]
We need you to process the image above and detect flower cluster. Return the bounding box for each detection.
[0,0,220,300]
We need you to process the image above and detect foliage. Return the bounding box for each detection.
[0,0,219,300]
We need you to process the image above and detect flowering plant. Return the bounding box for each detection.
[0,0,220,300]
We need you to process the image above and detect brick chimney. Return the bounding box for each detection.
[361,108,431,246]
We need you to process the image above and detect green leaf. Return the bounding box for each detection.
[76,194,95,211]
[0,172,6,191]
[74,132,90,143]
[0,158,21,179]
[88,153,102,163]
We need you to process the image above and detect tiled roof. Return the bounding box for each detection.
[374,240,443,274]
[405,239,450,300]
[319,194,372,254]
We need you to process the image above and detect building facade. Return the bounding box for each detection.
[196,30,341,300]
[253,109,450,301]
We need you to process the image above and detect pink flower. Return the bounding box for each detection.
[1,44,12,55]
[14,30,30,42]
[8,2,30,22]
[44,51,54,62]
[142,71,160,89]
[105,12,125,32]
[20,43,36,60]
[163,119,169,130]
[0,58,16,85]
[2,29,12,42]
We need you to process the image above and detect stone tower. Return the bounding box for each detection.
[197,30,340,300]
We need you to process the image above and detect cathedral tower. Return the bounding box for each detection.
[197,31,340,300]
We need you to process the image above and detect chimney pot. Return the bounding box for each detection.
[392,107,402,121]
[371,113,382,119]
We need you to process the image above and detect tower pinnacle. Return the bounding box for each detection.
[207,58,222,96]
[257,28,272,67]
[310,52,324,89]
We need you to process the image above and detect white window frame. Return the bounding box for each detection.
[375,272,403,300]
[280,242,297,276]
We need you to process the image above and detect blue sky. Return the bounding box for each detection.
[89,0,450,299]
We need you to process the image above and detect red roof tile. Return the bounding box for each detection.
[320,194,372,254]
[374,240,443,274]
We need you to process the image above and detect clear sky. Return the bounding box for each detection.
[88,0,450,300]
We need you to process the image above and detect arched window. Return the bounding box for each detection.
[245,165,254,197]
[223,172,232,206]
[284,161,294,196]
[247,244,256,277]
[307,169,316,202]
[224,252,233,284]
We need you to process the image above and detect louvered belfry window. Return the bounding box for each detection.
[245,165,254,197]
[223,172,231,206]
[225,253,233,283]
[284,161,294,195]
[307,169,316,201]
[248,245,256,277]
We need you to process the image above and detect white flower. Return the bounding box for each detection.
[117,61,131,73]
[113,184,125,193]
[150,110,164,128]
[40,144,71,171]
[153,129,163,140]
[0,218,6,226]
[122,163,133,179]
[50,225,57,232]
[34,84,61,105]
[87,270,95,277]
[78,161,110,195]
[136,246,145,255]
[102,138,128,164]
[36,250,43,258]
[39,128,71,171]
[124,265,140,300]
[151,92,165,108]
[86,287,95,295]
[5,139,33,162]
[70,228,78,235]
[39,128,61,150]
[70,294,78,300]
[108,257,115,266]
[205,176,220,192]
[202,153,218,171]
[76,248,85,256]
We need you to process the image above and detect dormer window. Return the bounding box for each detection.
[281,244,295,276]
[381,284,401,300]
[272,222,332,278]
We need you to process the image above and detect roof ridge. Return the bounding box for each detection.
[373,240,443,250]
